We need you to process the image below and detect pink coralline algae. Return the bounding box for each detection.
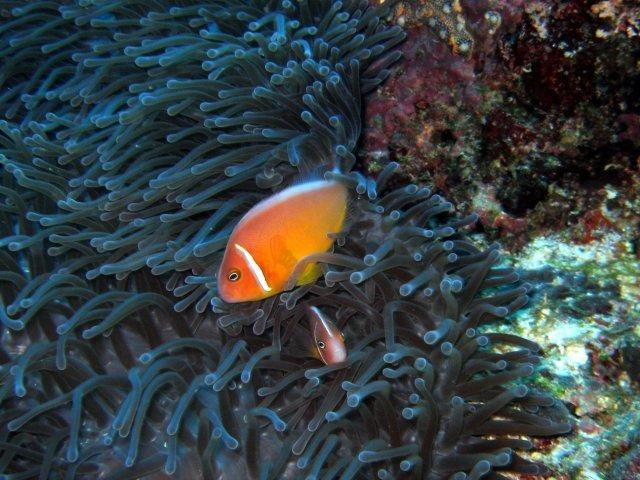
[362,0,640,247]
[362,27,478,193]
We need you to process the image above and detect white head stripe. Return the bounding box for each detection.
[234,243,272,292]
[309,307,329,364]
[310,306,332,337]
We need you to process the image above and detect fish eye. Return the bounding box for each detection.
[317,341,326,349]
[228,269,241,282]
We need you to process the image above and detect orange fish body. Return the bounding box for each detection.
[218,180,348,303]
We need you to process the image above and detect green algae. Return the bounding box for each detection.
[497,231,640,479]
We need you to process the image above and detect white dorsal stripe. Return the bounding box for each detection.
[309,307,330,364]
[234,243,272,292]
[310,306,332,337]
[235,180,341,229]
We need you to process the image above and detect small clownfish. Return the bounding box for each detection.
[307,306,347,365]
[218,180,348,303]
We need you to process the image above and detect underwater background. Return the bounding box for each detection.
[0,1,638,479]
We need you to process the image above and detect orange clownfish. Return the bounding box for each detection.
[307,306,347,365]
[217,180,348,303]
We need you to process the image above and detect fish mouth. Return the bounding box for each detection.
[216,285,232,303]
[218,283,238,303]
[216,269,234,303]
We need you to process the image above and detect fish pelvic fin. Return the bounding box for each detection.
[295,262,322,286]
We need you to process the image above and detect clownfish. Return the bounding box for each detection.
[307,306,347,365]
[217,180,348,303]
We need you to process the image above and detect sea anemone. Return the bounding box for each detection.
[0,1,570,479]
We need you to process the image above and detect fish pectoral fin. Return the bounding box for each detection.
[269,234,322,288]
[270,234,297,268]
[284,324,319,360]
[295,262,322,286]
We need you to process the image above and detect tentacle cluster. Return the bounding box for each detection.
[211,163,571,479]
[0,0,404,310]
[0,1,570,479]
[1,162,571,478]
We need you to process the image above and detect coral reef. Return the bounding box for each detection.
[0,1,571,479]
[504,231,640,478]
[364,0,640,247]
[402,0,474,56]
[360,3,640,471]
